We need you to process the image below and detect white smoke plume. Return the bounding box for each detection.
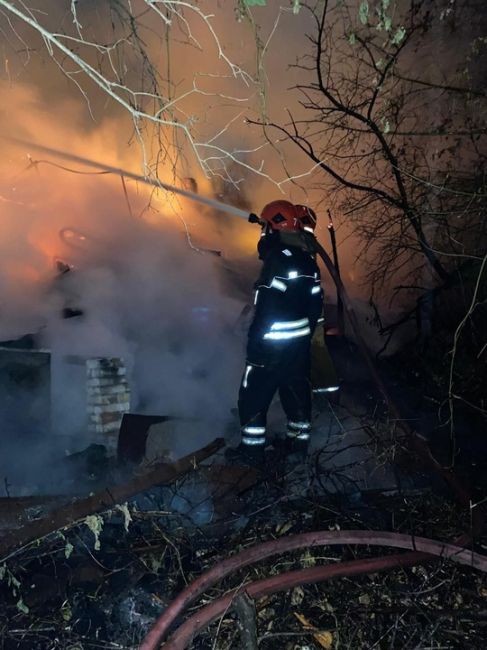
[0,83,259,494]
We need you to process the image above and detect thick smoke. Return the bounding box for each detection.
[43,214,247,419]
[0,83,255,492]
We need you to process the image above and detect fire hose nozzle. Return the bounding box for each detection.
[248,212,263,225]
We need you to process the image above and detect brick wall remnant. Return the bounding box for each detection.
[86,358,130,447]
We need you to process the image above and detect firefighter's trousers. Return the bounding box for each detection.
[238,339,312,447]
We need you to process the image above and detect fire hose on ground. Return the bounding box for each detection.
[140,529,487,649]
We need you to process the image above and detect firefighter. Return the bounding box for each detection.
[295,205,340,395]
[294,204,318,234]
[226,200,323,464]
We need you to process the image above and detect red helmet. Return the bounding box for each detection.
[295,204,317,232]
[260,200,300,231]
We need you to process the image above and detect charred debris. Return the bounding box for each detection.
[0,319,486,648]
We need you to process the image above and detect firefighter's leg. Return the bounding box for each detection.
[278,343,312,442]
[237,362,277,448]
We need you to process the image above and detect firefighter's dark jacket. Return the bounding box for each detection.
[246,230,323,366]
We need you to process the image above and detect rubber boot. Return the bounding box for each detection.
[225,442,265,467]
[271,436,310,465]
[284,436,310,465]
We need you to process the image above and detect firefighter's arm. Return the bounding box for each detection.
[246,281,283,365]
[309,272,324,333]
